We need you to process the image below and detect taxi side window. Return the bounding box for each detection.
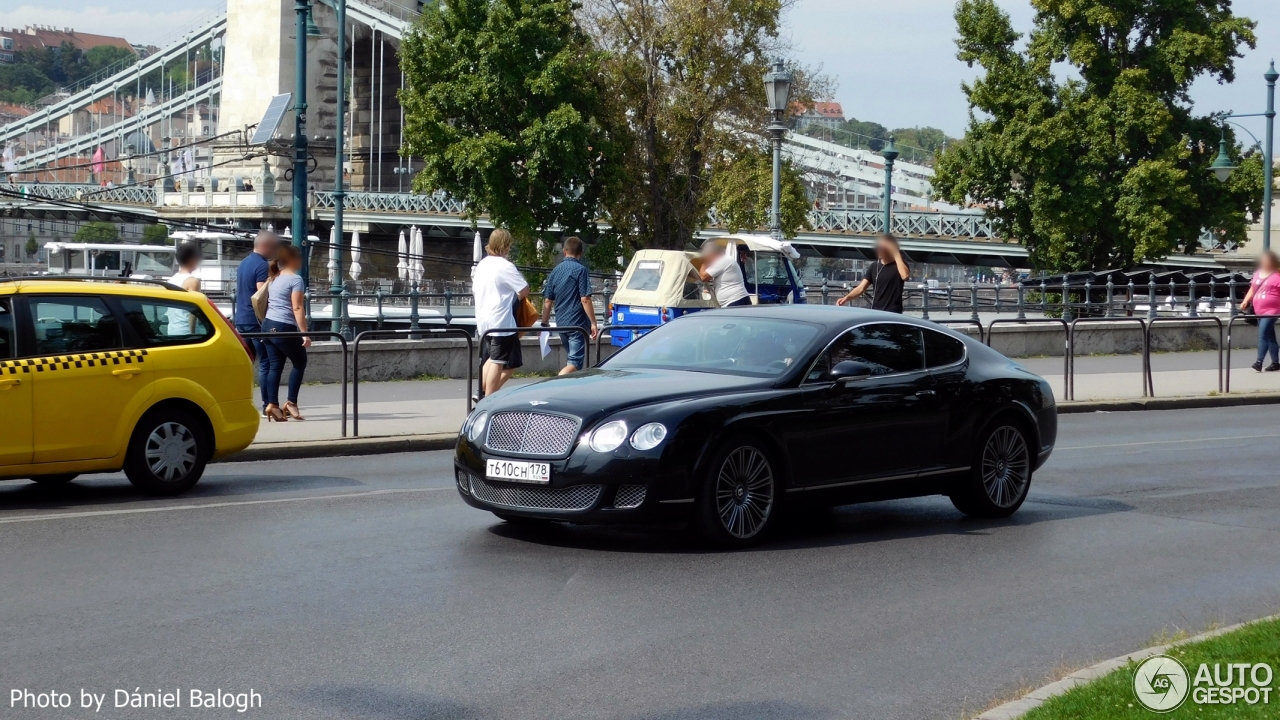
[29,296,124,355]
[0,299,14,359]
[118,298,215,347]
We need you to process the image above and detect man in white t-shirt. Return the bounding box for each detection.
[697,240,751,308]
[472,229,529,395]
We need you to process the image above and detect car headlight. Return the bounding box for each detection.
[467,411,489,443]
[589,420,628,453]
[629,422,667,451]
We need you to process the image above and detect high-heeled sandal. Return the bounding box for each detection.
[265,404,287,422]
[284,402,306,421]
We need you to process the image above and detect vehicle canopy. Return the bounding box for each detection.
[612,249,719,309]
[708,233,802,259]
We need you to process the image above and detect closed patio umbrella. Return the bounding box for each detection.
[327,226,338,283]
[411,227,424,283]
[397,229,408,282]
[349,231,362,281]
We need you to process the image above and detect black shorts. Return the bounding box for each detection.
[481,333,523,369]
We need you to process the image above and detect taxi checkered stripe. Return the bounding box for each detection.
[0,349,147,374]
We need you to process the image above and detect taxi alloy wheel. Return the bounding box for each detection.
[146,422,199,483]
[125,409,208,496]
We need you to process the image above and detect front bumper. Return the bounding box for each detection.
[454,439,694,523]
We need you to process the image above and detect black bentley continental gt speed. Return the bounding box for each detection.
[455,306,1057,547]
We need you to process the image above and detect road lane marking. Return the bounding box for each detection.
[1057,432,1280,451]
[0,487,452,525]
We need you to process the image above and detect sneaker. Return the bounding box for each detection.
[1267,363,1280,372]
[1253,361,1264,372]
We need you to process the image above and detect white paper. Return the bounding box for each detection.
[539,331,551,359]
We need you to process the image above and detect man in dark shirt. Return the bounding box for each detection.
[235,230,280,412]
[836,234,909,313]
[540,236,597,374]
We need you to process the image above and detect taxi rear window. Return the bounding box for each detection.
[0,299,14,359]
[29,296,124,355]
[118,298,215,347]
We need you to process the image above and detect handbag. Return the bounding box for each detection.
[251,276,273,323]
[515,296,540,336]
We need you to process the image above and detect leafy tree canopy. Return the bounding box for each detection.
[399,0,614,246]
[934,0,1262,272]
[705,148,810,238]
[141,224,170,246]
[74,222,120,243]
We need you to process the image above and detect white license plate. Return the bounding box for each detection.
[486,459,551,484]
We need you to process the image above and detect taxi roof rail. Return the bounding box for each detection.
[0,276,186,291]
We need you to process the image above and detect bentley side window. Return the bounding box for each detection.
[809,324,925,381]
[923,328,966,368]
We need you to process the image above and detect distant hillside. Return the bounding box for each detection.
[800,117,957,166]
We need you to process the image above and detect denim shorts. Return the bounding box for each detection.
[561,331,586,369]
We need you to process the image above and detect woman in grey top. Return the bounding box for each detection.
[262,243,310,421]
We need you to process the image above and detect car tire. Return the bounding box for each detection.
[123,408,209,496]
[31,473,77,485]
[696,438,779,548]
[950,418,1033,518]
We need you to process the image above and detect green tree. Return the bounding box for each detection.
[585,0,822,250]
[141,224,170,246]
[74,222,121,243]
[934,0,1262,272]
[25,232,39,260]
[399,0,614,250]
[705,148,810,237]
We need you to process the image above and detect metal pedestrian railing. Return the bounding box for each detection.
[1145,317,1224,396]
[240,331,349,437]
[1067,318,1147,401]
[1224,314,1280,393]
[986,318,1069,398]
[351,328,474,437]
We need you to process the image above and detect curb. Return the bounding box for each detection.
[217,433,457,463]
[975,613,1280,719]
[1058,391,1280,413]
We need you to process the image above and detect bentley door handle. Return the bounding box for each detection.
[913,390,937,399]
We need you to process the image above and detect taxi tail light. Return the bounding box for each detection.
[205,297,256,362]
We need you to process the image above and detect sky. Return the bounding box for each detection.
[2,0,1276,139]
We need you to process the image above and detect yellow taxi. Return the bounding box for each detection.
[0,277,259,495]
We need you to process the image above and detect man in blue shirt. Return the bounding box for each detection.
[540,236,597,374]
[235,230,280,412]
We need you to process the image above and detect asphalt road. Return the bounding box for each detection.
[3,407,1280,719]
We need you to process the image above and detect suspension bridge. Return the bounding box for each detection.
[0,0,1231,269]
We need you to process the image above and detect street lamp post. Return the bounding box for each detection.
[330,0,347,335]
[292,0,322,281]
[881,135,899,235]
[1209,60,1276,251]
[762,59,792,240]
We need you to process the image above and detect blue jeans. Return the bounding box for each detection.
[1258,317,1279,365]
[236,322,268,409]
[262,319,308,405]
[561,331,586,369]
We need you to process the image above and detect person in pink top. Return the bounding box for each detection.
[1240,251,1280,372]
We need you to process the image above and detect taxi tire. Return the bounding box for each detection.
[123,408,209,496]
[31,473,77,485]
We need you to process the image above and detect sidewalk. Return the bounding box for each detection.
[236,352,1280,459]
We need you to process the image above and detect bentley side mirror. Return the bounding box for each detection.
[830,360,874,382]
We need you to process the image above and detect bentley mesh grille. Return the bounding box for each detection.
[455,469,471,496]
[613,485,647,509]
[485,412,579,455]
[469,476,602,511]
